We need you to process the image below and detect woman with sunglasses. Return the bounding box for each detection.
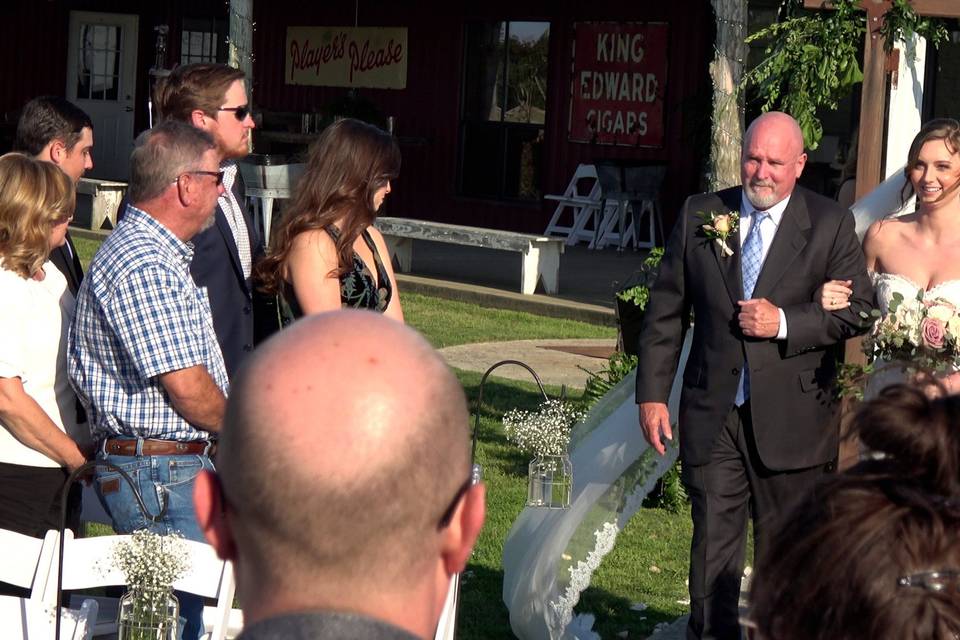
[257,118,404,322]
[0,153,90,543]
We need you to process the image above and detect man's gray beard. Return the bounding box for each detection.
[199,209,217,232]
[744,183,780,210]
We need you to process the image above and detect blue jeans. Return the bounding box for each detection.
[94,450,214,640]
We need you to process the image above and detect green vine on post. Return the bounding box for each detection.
[879,0,948,54]
[741,0,948,150]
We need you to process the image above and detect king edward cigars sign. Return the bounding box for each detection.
[569,22,668,147]
[286,26,408,89]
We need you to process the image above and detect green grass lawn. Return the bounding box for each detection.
[73,232,686,638]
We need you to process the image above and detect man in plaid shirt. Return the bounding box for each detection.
[69,121,227,640]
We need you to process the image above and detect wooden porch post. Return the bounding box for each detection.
[229,0,255,96]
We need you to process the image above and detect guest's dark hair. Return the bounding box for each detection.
[256,118,400,293]
[749,385,960,640]
[14,96,93,156]
[901,118,960,208]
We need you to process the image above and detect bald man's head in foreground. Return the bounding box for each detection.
[194,311,486,638]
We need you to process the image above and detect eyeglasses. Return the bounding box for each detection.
[437,476,473,530]
[218,105,251,121]
[174,170,224,186]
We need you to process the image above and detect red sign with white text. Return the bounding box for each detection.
[568,22,668,147]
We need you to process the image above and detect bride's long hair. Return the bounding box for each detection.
[900,118,960,209]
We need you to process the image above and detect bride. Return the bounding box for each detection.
[823,118,960,393]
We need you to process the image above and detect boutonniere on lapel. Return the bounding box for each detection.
[697,210,740,258]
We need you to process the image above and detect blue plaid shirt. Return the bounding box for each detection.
[68,205,229,443]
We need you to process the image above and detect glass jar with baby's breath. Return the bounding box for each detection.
[527,453,573,508]
[117,586,179,640]
[110,530,189,640]
[503,399,584,510]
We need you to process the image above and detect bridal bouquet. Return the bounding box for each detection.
[863,291,960,370]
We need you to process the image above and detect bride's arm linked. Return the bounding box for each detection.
[816,220,881,311]
[780,211,874,355]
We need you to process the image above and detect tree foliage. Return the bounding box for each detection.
[741,0,948,150]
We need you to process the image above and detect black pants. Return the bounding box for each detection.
[0,462,81,597]
[682,404,829,640]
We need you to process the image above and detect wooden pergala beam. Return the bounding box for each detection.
[804,0,960,19]
[800,0,960,196]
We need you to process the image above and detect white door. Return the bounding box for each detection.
[66,11,138,180]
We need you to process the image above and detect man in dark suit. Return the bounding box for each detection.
[636,112,874,640]
[151,63,278,378]
[14,96,94,295]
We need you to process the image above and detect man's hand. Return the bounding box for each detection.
[738,298,780,338]
[639,402,672,456]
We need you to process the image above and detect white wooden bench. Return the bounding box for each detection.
[77,178,127,231]
[376,216,564,295]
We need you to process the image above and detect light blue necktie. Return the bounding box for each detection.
[741,211,768,300]
[737,211,768,403]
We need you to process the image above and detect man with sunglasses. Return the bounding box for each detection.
[15,96,94,296]
[193,310,486,640]
[149,62,276,379]
[70,121,228,640]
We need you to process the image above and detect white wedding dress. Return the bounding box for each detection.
[866,272,960,396]
[501,335,690,639]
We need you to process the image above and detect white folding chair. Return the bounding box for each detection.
[0,528,97,640]
[46,530,242,640]
[433,574,459,640]
[543,164,604,245]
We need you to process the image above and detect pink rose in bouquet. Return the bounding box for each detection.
[921,316,946,350]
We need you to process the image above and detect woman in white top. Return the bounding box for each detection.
[0,153,89,539]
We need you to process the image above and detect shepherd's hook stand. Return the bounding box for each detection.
[449,360,563,639]
[54,459,169,640]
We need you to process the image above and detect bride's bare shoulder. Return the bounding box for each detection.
[865,214,917,244]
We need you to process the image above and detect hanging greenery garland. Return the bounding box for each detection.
[740,0,948,150]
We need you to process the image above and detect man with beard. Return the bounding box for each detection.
[69,121,228,640]
[151,63,277,378]
[636,112,874,639]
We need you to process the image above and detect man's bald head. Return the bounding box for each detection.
[216,311,471,591]
[741,111,807,209]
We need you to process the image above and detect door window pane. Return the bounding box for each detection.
[77,24,121,101]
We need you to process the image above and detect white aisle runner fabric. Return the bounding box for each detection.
[502,333,691,640]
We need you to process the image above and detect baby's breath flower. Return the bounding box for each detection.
[503,400,585,458]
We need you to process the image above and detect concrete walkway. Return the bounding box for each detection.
[439,338,617,390]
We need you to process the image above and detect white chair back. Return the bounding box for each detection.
[0,528,96,639]
[47,530,242,640]
[0,528,56,597]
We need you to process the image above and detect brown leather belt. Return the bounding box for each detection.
[103,438,215,457]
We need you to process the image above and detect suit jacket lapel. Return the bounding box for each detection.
[711,188,744,305]
[752,191,810,299]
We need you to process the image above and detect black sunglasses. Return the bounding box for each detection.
[218,105,251,121]
[174,170,224,186]
[437,476,474,530]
